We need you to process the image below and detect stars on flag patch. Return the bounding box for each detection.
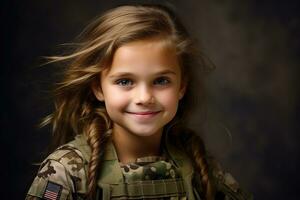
[42,181,62,200]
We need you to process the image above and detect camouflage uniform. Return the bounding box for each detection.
[26,145,87,200]
[26,134,252,200]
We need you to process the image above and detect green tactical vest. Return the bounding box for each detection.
[69,134,253,200]
[70,134,200,200]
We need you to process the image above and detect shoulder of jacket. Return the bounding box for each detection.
[44,140,87,172]
[38,140,88,194]
[42,142,84,167]
[208,159,253,200]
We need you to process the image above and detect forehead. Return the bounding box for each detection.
[104,39,181,76]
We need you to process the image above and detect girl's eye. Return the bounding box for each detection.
[115,79,133,86]
[154,77,170,85]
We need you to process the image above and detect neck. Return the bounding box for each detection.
[112,126,163,164]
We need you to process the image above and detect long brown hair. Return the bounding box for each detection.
[43,4,214,199]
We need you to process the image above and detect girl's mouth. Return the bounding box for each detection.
[127,111,161,115]
[125,111,161,120]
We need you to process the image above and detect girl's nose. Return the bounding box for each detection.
[134,85,154,105]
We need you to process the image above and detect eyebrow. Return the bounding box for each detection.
[108,69,177,78]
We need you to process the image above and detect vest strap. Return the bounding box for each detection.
[164,131,196,200]
[110,178,186,199]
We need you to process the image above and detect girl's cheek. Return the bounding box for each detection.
[157,89,180,105]
[107,91,130,108]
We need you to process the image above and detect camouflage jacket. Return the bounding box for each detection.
[26,134,252,200]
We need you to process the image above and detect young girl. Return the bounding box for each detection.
[26,4,252,200]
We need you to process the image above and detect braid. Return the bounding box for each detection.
[83,105,112,199]
[173,127,215,200]
[189,133,214,200]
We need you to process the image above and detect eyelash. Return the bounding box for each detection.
[115,79,133,86]
[115,77,171,87]
[153,77,171,85]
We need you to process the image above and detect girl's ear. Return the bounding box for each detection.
[179,81,187,100]
[91,81,105,101]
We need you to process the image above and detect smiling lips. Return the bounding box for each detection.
[126,111,161,120]
[127,111,161,115]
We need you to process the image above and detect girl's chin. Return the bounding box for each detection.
[123,126,164,138]
[129,130,162,138]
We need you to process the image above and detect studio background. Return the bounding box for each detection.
[2,0,299,199]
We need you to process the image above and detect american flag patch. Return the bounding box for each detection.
[42,181,62,200]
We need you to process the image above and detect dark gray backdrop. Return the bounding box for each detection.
[2,0,299,199]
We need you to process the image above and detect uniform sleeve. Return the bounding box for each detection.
[25,195,41,200]
[26,159,74,200]
[214,172,253,200]
[207,159,253,200]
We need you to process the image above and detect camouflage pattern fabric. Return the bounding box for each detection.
[25,144,87,200]
[209,159,253,200]
[120,156,180,182]
[117,156,187,200]
[25,134,252,200]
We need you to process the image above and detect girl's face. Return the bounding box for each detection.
[93,39,185,140]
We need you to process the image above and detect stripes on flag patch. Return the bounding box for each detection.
[42,181,62,200]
